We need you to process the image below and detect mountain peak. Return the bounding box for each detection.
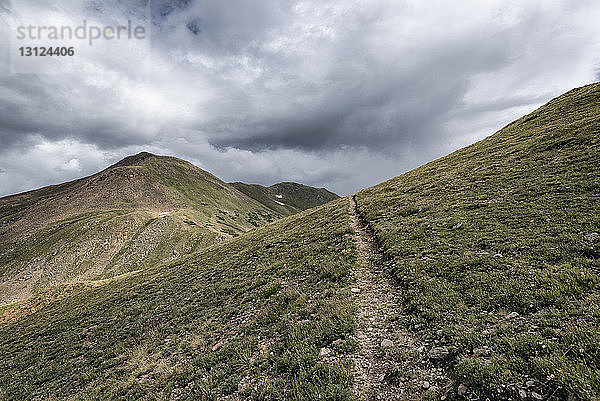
[110,152,159,168]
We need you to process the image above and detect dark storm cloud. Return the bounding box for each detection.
[202,20,531,153]
[151,0,295,55]
[1,0,600,196]
[0,74,154,150]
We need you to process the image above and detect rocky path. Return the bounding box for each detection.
[349,196,406,400]
[348,196,451,400]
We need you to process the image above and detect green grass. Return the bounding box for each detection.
[268,182,339,211]
[0,84,598,400]
[355,83,600,400]
[231,182,339,216]
[0,154,337,304]
[231,182,300,216]
[0,199,358,400]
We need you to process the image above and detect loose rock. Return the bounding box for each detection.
[458,383,468,396]
[381,339,393,348]
[507,311,520,319]
[351,287,361,294]
[585,232,599,241]
[428,346,449,360]
[319,347,331,357]
[473,347,490,357]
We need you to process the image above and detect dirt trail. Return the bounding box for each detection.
[349,196,406,400]
[348,196,451,400]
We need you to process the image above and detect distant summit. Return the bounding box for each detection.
[232,181,339,215]
[109,151,158,168]
[0,153,338,304]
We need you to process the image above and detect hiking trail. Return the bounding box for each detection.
[348,196,451,400]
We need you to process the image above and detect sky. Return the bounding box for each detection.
[0,0,600,196]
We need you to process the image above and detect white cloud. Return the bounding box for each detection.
[1,0,600,196]
[0,138,110,195]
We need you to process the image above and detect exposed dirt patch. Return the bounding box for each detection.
[349,196,452,400]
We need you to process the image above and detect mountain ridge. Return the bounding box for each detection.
[0,153,338,304]
[0,84,598,400]
[231,181,339,215]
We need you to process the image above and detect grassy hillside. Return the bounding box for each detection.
[269,183,339,211]
[0,153,335,304]
[231,183,300,216]
[231,182,339,216]
[0,199,358,400]
[0,84,598,401]
[356,83,600,400]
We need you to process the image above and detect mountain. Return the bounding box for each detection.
[0,84,598,400]
[231,181,339,215]
[0,153,336,304]
[352,83,600,400]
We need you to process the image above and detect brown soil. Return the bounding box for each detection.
[349,196,452,400]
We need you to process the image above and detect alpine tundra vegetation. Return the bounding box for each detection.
[0,84,599,400]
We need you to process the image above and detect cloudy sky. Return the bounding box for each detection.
[1,0,599,196]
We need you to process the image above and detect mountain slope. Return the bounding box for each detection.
[0,84,598,400]
[231,182,339,216]
[355,83,600,399]
[0,199,357,400]
[0,153,333,304]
